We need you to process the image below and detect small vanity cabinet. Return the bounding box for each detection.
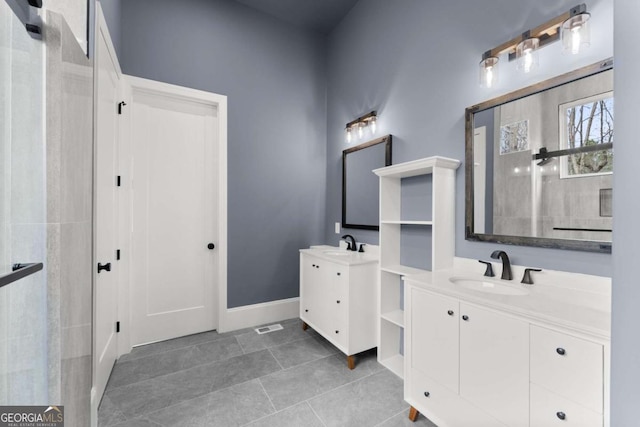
[405,281,609,427]
[299,250,378,369]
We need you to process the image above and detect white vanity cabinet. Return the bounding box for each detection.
[299,251,377,369]
[408,287,529,427]
[405,282,608,427]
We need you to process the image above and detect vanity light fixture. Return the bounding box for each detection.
[345,111,377,143]
[562,4,591,55]
[479,3,591,86]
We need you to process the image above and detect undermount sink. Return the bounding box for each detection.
[323,250,352,257]
[449,277,530,296]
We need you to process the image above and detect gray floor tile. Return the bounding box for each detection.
[118,331,221,362]
[146,379,275,427]
[108,336,243,390]
[98,395,127,427]
[309,370,408,427]
[246,402,324,427]
[106,378,184,419]
[236,321,313,353]
[110,418,163,427]
[158,349,281,399]
[269,336,337,369]
[260,353,378,410]
[377,409,438,427]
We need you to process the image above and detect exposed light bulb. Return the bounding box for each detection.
[479,56,499,88]
[571,27,581,55]
[523,49,533,73]
[370,116,377,134]
[485,66,494,88]
[358,122,364,139]
[562,10,590,55]
[346,127,352,143]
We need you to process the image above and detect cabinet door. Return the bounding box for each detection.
[300,255,328,333]
[460,303,529,427]
[411,289,459,393]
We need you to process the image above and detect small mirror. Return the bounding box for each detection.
[342,135,392,230]
[466,59,613,253]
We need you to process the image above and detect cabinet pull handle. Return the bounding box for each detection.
[462,315,469,321]
[556,348,566,356]
[423,391,430,398]
[556,411,566,420]
[447,310,454,316]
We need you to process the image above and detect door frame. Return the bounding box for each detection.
[124,74,228,334]
[92,3,122,425]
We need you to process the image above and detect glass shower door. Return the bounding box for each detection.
[0,0,48,405]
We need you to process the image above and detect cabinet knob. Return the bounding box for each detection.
[556,412,566,420]
[336,300,341,304]
[556,348,566,356]
[447,310,454,316]
[462,315,469,321]
[305,309,309,312]
[316,265,319,269]
[423,391,430,398]
[312,264,316,267]
[335,330,339,334]
[337,272,341,276]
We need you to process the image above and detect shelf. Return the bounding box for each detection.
[381,264,429,276]
[380,354,404,379]
[381,220,433,226]
[381,309,404,327]
[373,156,461,179]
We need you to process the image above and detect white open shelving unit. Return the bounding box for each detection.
[374,156,460,379]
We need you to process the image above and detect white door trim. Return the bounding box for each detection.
[124,75,228,334]
[92,3,123,426]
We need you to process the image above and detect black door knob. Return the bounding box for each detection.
[97,262,111,273]
[447,310,454,316]
[207,243,215,250]
[462,315,469,321]
[556,412,566,420]
[556,348,566,356]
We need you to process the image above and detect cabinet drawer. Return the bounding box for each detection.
[531,383,603,427]
[407,368,507,427]
[530,325,603,413]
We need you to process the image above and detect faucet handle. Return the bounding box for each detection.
[478,260,495,277]
[358,244,365,253]
[521,268,542,285]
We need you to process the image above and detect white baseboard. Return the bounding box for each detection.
[219,297,299,333]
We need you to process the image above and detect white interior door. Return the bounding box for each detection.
[131,83,218,345]
[94,8,120,403]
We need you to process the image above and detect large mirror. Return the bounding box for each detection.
[465,59,613,253]
[342,135,392,230]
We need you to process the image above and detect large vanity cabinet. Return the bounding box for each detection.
[299,250,378,369]
[405,282,609,427]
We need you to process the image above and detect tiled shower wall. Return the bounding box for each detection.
[45,12,93,426]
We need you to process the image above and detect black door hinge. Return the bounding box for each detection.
[116,321,120,333]
[116,175,121,187]
[116,249,121,261]
[118,101,127,115]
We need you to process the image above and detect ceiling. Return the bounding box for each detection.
[233,0,360,34]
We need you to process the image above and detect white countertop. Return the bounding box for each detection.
[300,245,379,266]
[403,259,611,340]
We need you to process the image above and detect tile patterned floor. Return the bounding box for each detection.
[98,318,437,427]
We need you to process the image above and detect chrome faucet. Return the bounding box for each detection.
[490,250,512,280]
[341,234,357,251]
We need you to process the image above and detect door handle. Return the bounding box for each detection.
[207,243,215,250]
[97,262,111,273]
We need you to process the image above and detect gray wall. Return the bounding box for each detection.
[612,0,640,423]
[325,0,613,276]
[98,0,121,56]
[119,0,327,307]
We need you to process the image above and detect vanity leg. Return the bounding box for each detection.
[408,406,420,422]
[347,355,355,370]
[301,321,308,331]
